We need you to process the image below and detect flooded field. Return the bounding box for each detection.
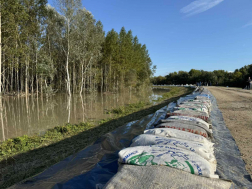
[0,89,168,141]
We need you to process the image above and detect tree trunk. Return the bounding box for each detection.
[25,57,28,96]
[36,41,38,96]
[40,76,43,95]
[79,62,84,95]
[101,65,103,92]
[0,8,2,95]
[66,19,71,96]
[11,64,13,92]
[73,61,76,93]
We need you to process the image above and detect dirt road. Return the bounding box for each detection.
[207,87,252,176]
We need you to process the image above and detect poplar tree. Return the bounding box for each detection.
[56,0,81,96]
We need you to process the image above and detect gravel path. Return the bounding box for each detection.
[207,86,252,177]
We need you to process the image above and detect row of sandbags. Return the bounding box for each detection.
[104,89,232,188]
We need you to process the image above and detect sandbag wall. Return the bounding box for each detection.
[104,87,233,188]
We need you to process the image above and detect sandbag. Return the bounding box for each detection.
[174,107,209,114]
[131,134,216,163]
[162,115,211,129]
[196,96,210,100]
[158,120,212,136]
[159,120,213,132]
[104,165,232,189]
[196,94,210,99]
[160,119,212,132]
[178,103,210,111]
[144,128,213,147]
[182,99,211,105]
[156,122,209,138]
[185,99,211,106]
[167,112,209,122]
[181,103,211,111]
[173,109,209,117]
[118,145,218,178]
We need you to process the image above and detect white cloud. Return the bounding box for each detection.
[243,21,252,28]
[180,0,224,16]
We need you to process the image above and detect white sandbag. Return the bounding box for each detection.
[156,122,209,138]
[178,103,209,111]
[144,128,213,147]
[165,115,211,129]
[183,99,211,105]
[159,120,212,134]
[181,102,211,111]
[196,96,210,100]
[167,112,209,122]
[186,99,211,105]
[118,145,218,178]
[131,134,216,162]
[174,107,209,114]
[196,94,210,99]
[174,109,209,117]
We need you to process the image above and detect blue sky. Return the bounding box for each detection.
[48,0,252,76]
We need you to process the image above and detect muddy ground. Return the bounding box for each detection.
[207,87,252,176]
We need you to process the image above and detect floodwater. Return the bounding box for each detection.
[0,89,168,141]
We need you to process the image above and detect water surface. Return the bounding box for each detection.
[0,89,168,141]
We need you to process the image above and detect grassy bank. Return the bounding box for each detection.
[0,86,194,188]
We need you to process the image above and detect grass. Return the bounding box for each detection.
[0,86,194,189]
[0,122,94,159]
[107,101,152,115]
[107,87,182,116]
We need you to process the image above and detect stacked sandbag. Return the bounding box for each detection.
[104,89,232,188]
[118,145,218,178]
[130,134,216,163]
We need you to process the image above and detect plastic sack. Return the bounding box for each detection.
[196,96,210,100]
[144,128,213,147]
[118,145,218,178]
[181,103,211,111]
[130,134,216,163]
[167,112,209,122]
[159,120,212,135]
[156,122,209,138]
[174,107,209,114]
[196,94,210,99]
[178,104,210,111]
[163,115,211,129]
[104,165,232,189]
[186,99,211,106]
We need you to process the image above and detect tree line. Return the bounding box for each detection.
[152,65,252,88]
[0,0,154,96]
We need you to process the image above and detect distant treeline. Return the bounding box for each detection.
[152,64,252,88]
[0,0,154,95]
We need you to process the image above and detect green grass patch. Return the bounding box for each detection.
[0,122,94,160]
[107,87,182,116]
[154,86,181,102]
[107,101,152,115]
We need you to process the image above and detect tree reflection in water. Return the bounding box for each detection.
[0,88,166,141]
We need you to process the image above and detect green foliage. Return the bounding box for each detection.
[1,0,153,95]
[152,65,252,88]
[101,27,155,91]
